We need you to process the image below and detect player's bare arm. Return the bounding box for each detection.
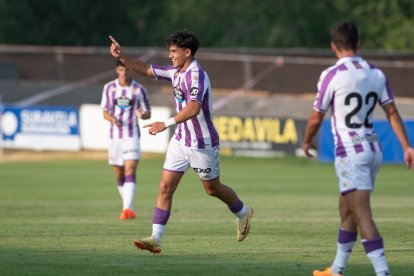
[144,101,201,136]
[103,110,121,127]
[109,35,154,77]
[382,102,414,170]
[303,109,325,158]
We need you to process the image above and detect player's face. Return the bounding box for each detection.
[116,65,131,83]
[168,45,191,69]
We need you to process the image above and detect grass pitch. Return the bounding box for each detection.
[0,156,413,275]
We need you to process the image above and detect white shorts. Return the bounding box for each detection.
[108,138,140,166]
[163,138,220,180]
[335,151,382,195]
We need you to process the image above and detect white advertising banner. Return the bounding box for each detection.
[1,105,81,151]
[80,104,171,153]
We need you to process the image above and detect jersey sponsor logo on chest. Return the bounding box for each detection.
[190,87,199,96]
[115,96,132,109]
[173,86,185,103]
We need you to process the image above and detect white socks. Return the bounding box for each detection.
[123,182,136,210]
[117,185,124,200]
[331,240,356,274]
[234,205,249,219]
[367,248,390,276]
[362,237,390,276]
[151,224,165,243]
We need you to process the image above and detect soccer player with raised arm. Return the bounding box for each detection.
[101,60,151,220]
[303,22,414,276]
[109,31,253,254]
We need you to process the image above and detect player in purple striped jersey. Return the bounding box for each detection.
[109,31,253,253]
[304,22,414,276]
[101,60,152,220]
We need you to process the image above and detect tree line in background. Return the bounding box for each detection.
[1,0,414,50]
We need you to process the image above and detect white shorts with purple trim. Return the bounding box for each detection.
[163,138,220,181]
[108,137,140,166]
[335,151,382,195]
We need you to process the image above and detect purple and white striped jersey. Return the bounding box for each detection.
[101,79,151,140]
[313,56,394,158]
[151,60,219,149]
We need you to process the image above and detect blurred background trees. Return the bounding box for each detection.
[0,0,413,50]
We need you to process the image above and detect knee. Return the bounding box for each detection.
[351,208,373,226]
[204,186,220,197]
[339,205,351,220]
[159,180,174,196]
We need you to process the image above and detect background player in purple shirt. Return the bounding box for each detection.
[304,22,414,276]
[101,60,151,220]
[109,31,253,254]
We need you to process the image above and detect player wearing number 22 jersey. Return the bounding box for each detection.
[304,22,414,276]
[314,56,393,164]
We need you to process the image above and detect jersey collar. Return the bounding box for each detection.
[178,59,198,74]
[336,56,362,65]
[116,78,134,88]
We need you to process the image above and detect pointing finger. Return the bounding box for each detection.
[108,35,120,47]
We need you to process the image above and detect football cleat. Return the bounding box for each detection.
[134,237,161,254]
[237,206,253,241]
[313,267,342,276]
[120,208,136,220]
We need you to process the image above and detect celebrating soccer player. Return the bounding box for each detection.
[101,60,152,220]
[109,30,253,254]
[303,22,414,276]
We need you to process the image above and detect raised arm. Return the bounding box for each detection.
[382,102,414,170]
[109,35,154,78]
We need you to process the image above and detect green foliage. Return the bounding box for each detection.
[0,0,414,49]
[0,156,413,275]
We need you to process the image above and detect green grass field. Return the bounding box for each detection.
[0,156,413,276]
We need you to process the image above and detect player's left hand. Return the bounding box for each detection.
[143,122,167,135]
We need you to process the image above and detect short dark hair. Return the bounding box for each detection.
[115,59,126,67]
[330,22,359,51]
[165,30,200,56]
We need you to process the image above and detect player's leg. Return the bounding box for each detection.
[108,139,127,218]
[153,170,183,237]
[119,138,140,219]
[201,176,253,241]
[112,165,125,200]
[327,195,358,275]
[343,190,378,239]
[190,146,253,241]
[344,190,389,276]
[134,139,187,253]
[134,170,183,254]
[343,153,389,276]
[119,159,138,219]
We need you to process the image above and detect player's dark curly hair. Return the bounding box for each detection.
[330,22,359,51]
[165,30,200,56]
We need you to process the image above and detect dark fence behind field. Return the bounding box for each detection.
[1,45,413,97]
